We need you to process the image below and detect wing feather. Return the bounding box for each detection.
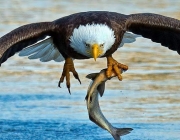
[19,38,53,56]
[125,13,180,54]
[19,37,64,62]
[54,54,65,62]
[40,45,54,62]
[119,32,140,47]
[28,44,52,59]
[0,22,57,65]
[41,49,57,62]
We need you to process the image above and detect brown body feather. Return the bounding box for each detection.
[0,11,180,65]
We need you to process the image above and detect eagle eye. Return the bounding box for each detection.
[85,43,90,48]
[100,43,104,48]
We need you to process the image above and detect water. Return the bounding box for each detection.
[0,120,179,140]
[0,92,180,140]
[0,0,180,139]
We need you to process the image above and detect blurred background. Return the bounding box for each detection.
[0,0,180,140]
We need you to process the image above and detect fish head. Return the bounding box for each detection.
[86,70,106,97]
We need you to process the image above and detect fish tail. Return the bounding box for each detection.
[111,127,133,140]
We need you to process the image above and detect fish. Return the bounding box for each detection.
[85,68,133,140]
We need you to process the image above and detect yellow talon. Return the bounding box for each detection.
[106,55,128,80]
[58,57,81,94]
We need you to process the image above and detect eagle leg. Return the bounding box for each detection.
[106,55,128,80]
[58,57,81,94]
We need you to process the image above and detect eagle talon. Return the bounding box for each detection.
[72,70,81,84]
[58,57,81,94]
[68,88,71,94]
[106,55,128,80]
[66,79,71,94]
[67,85,71,94]
[58,81,61,88]
[58,74,65,88]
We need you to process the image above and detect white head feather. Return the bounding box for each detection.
[69,24,116,57]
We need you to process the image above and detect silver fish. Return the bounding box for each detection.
[85,69,133,140]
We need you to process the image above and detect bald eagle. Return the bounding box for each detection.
[0,11,180,93]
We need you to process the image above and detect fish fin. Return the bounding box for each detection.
[85,95,88,101]
[85,94,92,102]
[97,81,105,97]
[112,128,133,140]
[86,73,99,80]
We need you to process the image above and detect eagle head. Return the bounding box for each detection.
[69,24,115,61]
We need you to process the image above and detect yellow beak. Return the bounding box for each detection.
[91,44,99,61]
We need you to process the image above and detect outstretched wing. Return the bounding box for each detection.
[125,13,180,54]
[0,22,64,66]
